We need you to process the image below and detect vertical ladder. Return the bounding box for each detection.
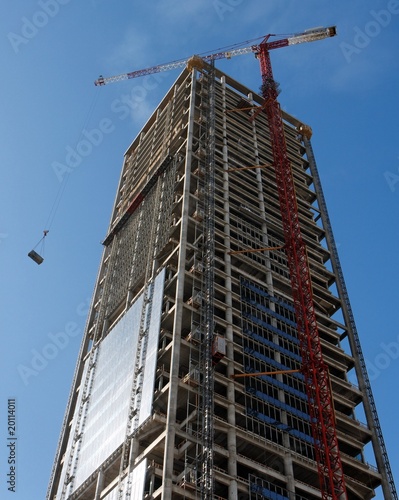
[61,349,98,498]
[117,163,172,499]
[46,244,108,500]
[200,60,216,500]
[303,135,398,500]
[60,240,118,498]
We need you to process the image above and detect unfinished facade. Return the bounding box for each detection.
[47,65,396,500]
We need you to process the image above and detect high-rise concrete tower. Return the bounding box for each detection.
[47,65,396,500]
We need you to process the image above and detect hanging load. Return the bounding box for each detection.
[28,250,44,265]
[28,230,48,265]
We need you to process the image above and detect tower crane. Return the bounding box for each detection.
[95,26,349,499]
[95,27,336,87]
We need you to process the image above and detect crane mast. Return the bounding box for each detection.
[257,38,346,499]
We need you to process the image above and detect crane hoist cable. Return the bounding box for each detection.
[45,91,99,231]
[28,91,99,264]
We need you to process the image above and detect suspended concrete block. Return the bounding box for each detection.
[28,250,44,265]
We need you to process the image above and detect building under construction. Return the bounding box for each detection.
[47,49,396,499]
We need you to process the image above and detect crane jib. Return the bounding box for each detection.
[94,26,337,87]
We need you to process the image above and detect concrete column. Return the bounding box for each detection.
[162,70,197,500]
[129,436,140,467]
[221,76,239,500]
[303,136,394,500]
[284,454,296,500]
[94,468,104,500]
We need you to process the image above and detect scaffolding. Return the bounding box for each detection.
[117,178,163,499]
[199,60,216,499]
[47,67,395,500]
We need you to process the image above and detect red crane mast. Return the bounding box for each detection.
[95,26,346,499]
[257,34,346,499]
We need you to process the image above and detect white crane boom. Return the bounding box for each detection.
[94,26,336,86]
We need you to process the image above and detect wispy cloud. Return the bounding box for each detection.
[156,0,206,21]
[330,54,383,92]
[102,26,155,75]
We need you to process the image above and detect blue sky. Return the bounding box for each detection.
[0,1,398,498]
